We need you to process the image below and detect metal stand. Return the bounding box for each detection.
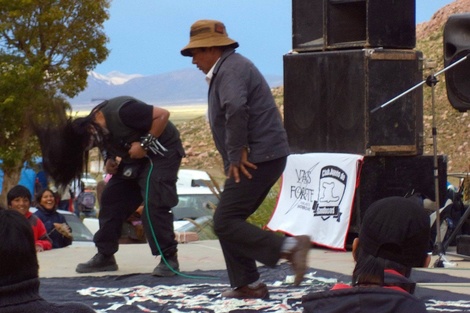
[425,69,445,262]
[371,54,470,267]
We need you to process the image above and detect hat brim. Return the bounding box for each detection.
[181,39,239,56]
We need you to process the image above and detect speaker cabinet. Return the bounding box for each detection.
[292,0,325,52]
[349,155,448,233]
[444,13,470,112]
[283,49,423,156]
[292,0,416,52]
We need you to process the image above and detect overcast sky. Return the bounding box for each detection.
[93,0,456,77]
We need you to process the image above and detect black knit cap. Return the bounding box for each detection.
[359,196,431,267]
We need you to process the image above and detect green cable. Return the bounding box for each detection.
[144,156,218,280]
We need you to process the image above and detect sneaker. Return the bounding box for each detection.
[282,235,311,286]
[76,253,118,273]
[152,254,179,277]
[221,283,269,299]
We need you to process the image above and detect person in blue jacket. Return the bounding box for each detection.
[34,188,72,249]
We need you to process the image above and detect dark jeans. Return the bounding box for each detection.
[213,156,287,288]
[58,199,71,212]
[94,150,181,258]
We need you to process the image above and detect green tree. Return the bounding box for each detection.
[0,0,110,204]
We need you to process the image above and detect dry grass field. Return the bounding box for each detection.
[162,104,207,125]
[69,103,207,123]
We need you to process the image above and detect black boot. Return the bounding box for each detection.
[76,253,118,273]
[152,254,179,277]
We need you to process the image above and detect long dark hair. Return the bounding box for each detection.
[34,101,108,186]
[352,245,384,287]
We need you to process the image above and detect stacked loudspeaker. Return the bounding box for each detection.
[444,13,470,112]
[284,0,447,230]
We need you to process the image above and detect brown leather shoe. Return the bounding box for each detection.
[221,283,269,299]
[284,235,311,286]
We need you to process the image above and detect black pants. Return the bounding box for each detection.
[94,150,181,258]
[213,156,287,288]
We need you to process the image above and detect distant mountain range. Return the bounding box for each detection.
[68,68,283,111]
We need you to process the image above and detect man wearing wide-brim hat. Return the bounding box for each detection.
[181,19,311,300]
[181,20,238,57]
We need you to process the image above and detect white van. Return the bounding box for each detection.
[83,169,220,235]
[173,169,219,221]
[176,169,214,189]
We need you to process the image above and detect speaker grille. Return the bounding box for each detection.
[444,13,470,111]
[283,49,423,156]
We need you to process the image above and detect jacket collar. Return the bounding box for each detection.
[212,47,236,76]
[0,278,41,307]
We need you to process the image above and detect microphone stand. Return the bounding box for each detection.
[371,54,470,267]
[426,67,451,267]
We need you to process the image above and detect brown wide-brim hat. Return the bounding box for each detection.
[181,19,239,57]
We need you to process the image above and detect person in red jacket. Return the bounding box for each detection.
[7,185,52,252]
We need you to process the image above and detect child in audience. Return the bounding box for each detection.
[7,185,52,252]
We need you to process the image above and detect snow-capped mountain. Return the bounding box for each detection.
[88,71,144,85]
[68,69,283,111]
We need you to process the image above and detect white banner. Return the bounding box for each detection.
[266,153,364,250]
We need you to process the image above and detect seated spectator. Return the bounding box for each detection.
[7,185,52,252]
[0,209,95,312]
[302,196,431,313]
[34,188,72,249]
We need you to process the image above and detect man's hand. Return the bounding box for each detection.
[128,142,147,159]
[105,158,120,174]
[228,147,257,183]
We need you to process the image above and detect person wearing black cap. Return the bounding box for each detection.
[181,19,311,299]
[35,96,185,276]
[302,196,431,312]
[0,209,95,312]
